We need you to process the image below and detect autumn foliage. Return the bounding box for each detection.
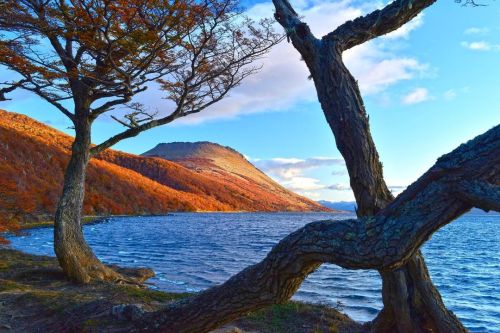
[0,109,327,241]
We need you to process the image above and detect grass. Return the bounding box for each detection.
[238,301,353,333]
[0,279,31,292]
[118,285,190,303]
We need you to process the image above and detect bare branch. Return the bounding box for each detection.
[90,112,179,155]
[110,103,158,129]
[0,79,26,101]
[329,0,436,52]
[456,0,488,6]
[455,180,500,212]
[272,0,319,58]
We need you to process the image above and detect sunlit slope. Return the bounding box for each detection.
[0,110,328,223]
[143,142,330,212]
[0,110,232,224]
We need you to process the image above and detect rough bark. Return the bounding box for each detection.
[372,252,466,333]
[272,0,468,331]
[137,125,499,332]
[53,116,140,284]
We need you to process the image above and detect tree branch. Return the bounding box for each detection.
[135,125,499,332]
[89,111,180,155]
[19,81,75,122]
[455,180,500,212]
[329,0,436,52]
[272,0,319,58]
[0,79,26,101]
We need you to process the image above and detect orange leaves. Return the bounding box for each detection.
[1,0,280,132]
[0,175,21,244]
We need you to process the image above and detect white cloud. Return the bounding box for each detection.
[255,157,345,180]
[154,0,430,124]
[402,87,432,105]
[461,41,500,51]
[253,155,353,199]
[301,191,322,199]
[464,27,490,35]
[283,176,326,192]
[443,89,457,101]
[387,185,407,196]
[348,54,429,94]
[327,184,351,191]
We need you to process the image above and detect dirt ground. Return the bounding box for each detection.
[0,249,364,333]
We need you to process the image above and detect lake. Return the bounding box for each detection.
[8,212,500,332]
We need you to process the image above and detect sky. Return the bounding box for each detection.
[2,0,499,202]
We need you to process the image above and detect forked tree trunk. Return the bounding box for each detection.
[373,252,466,333]
[54,117,126,283]
[269,8,467,330]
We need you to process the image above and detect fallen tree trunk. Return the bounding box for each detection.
[138,125,499,332]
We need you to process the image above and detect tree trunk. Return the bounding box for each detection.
[371,251,466,333]
[131,1,495,330]
[54,117,127,283]
[299,37,467,332]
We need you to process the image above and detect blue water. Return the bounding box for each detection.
[8,212,500,332]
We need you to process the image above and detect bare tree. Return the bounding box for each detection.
[270,0,470,331]
[0,0,281,283]
[114,1,498,331]
[130,124,498,332]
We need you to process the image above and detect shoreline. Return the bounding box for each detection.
[18,210,353,230]
[0,248,363,332]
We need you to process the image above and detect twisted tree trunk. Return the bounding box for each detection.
[373,252,466,333]
[271,0,467,331]
[311,39,465,333]
[54,116,129,283]
[137,125,499,332]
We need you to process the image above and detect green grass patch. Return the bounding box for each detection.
[0,260,9,269]
[245,302,305,332]
[242,301,345,333]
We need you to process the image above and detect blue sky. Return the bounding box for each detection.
[2,0,499,201]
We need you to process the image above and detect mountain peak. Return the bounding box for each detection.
[144,141,244,161]
[142,140,332,212]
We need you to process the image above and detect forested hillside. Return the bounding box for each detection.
[0,110,328,227]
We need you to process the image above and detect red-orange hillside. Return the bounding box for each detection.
[0,110,329,225]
